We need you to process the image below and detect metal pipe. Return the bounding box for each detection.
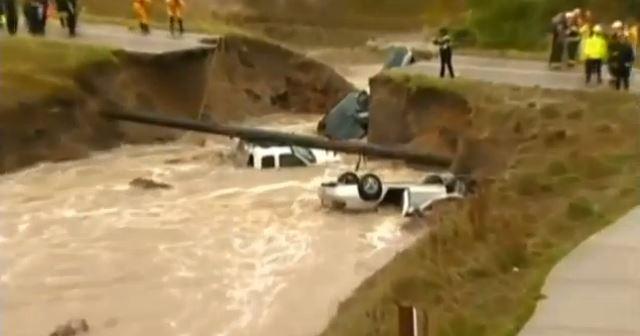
[104,111,453,168]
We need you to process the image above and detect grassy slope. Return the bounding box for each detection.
[0,38,116,108]
[320,73,640,336]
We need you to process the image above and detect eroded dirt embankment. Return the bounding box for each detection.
[0,35,354,174]
[320,73,640,336]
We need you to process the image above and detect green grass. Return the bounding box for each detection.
[383,70,481,96]
[0,37,116,108]
[320,75,640,336]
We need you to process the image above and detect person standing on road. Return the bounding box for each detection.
[566,17,581,67]
[582,25,608,85]
[38,0,48,34]
[609,32,635,91]
[433,27,455,78]
[55,0,78,36]
[133,0,151,35]
[23,0,48,35]
[166,0,184,36]
[549,11,572,69]
[0,0,19,35]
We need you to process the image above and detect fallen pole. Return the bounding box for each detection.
[104,111,453,168]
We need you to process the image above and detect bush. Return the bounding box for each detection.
[467,0,550,49]
[547,160,569,177]
[566,197,597,221]
[581,156,619,180]
[452,27,479,47]
[515,173,542,196]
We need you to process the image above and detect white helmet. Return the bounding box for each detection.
[612,20,623,29]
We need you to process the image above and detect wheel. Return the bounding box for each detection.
[357,173,383,201]
[337,172,359,185]
[422,174,445,185]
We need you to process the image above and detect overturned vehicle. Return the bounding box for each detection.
[317,47,417,141]
[319,171,472,217]
[317,90,370,140]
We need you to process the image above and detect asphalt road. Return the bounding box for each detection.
[4,22,215,54]
[406,55,640,93]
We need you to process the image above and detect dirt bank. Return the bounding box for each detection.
[320,74,640,336]
[368,73,473,158]
[0,35,353,173]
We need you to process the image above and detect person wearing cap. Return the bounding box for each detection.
[433,27,455,78]
[612,20,624,38]
[609,31,635,90]
[582,24,608,85]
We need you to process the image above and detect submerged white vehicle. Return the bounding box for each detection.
[236,141,340,169]
[318,172,467,217]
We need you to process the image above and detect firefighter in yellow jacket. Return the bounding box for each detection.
[133,0,151,34]
[582,25,608,85]
[166,0,184,36]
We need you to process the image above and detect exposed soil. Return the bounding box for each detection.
[0,34,354,173]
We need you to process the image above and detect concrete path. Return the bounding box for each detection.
[519,206,640,336]
[404,55,639,93]
[6,22,216,54]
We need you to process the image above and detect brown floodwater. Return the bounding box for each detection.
[0,113,427,336]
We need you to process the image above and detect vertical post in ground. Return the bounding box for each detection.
[397,303,429,336]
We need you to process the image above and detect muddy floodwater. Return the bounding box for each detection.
[0,114,427,336]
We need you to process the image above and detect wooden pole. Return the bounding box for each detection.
[104,111,453,168]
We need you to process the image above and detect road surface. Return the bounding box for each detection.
[5,22,215,54]
[3,23,639,336]
[518,206,640,336]
[6,22,638,93]
[405,55,639,93]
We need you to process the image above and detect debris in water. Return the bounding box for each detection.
[49,319,89,336]
[129,177,173,190]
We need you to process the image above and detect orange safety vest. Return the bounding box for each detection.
[133,0,151,24]
[166,0,185,17]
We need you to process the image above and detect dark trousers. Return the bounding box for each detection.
[23,2,46,35]
[549,32,564,65]
[585,59,602,84]
[615,66,631,90]
[169,16,183,35]
[57,0,77,36]
[440,50,455,78]
[567,40,580,64]
[1,0,18,35]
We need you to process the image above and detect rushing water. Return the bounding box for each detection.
[0,114,426,336]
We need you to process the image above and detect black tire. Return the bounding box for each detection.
[358,173,383,201]
[445,180,457,194]
[423,174,445,185]
[337,172,359,185]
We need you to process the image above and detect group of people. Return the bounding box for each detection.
[0,0,186,38]
[0,0,77,36]
[132,0,185,36]
[550,8,638,90]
